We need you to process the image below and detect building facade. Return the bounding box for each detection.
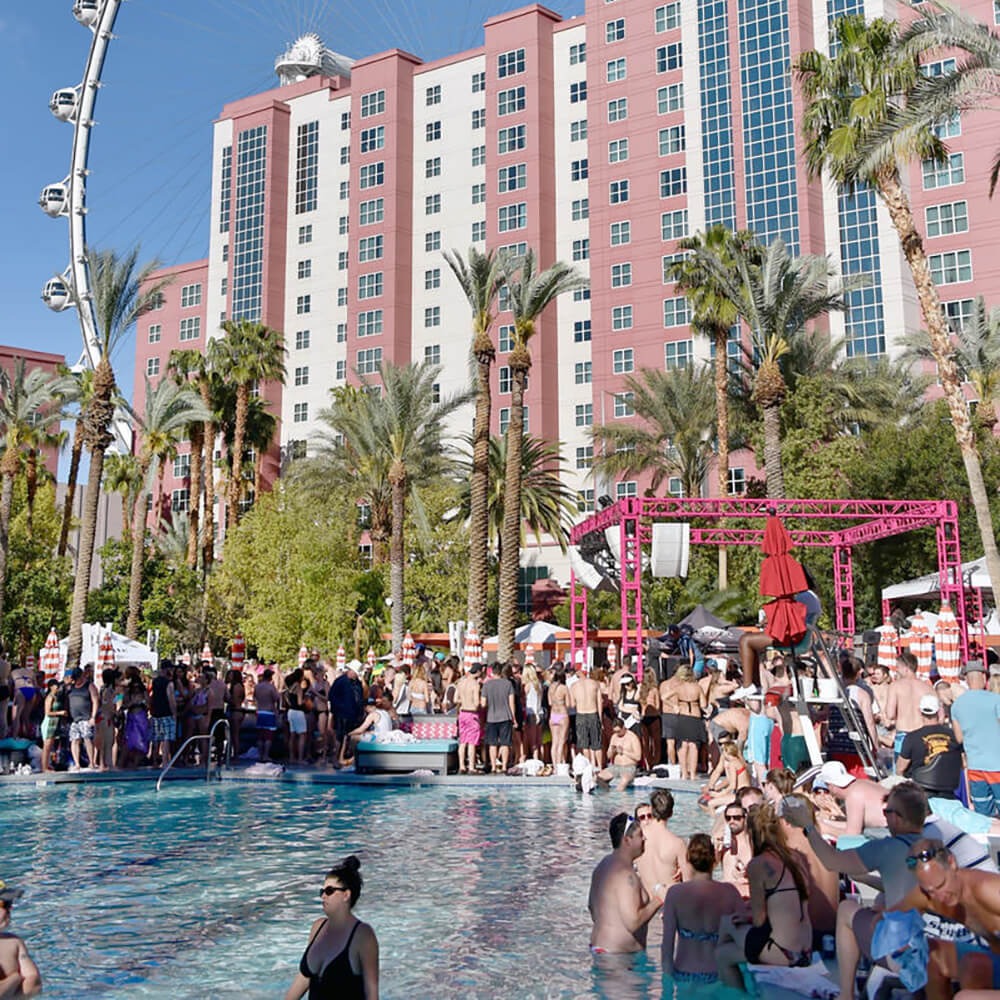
[134,0,1000,581]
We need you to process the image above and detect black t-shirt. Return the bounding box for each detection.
[899,723,964,797]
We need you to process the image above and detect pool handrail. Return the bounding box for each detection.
[156,718,231,792]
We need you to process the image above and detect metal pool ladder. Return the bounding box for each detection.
[156,718,231,792]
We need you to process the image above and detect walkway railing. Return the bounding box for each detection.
[156,718,231,792]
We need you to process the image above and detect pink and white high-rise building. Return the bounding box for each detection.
[135,0,1000,584]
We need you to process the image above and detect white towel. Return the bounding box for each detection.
[572,753,596,794]
[747,957,837,998]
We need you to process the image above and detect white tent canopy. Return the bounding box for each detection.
[881,557,993,603]
[57,623,158,677]
[485,620,571,648]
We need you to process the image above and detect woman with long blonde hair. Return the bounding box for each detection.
[521,665,542,760]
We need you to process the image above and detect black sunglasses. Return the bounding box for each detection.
[319,885,349,898]
[725,811,746,820]
[906,847,947,870]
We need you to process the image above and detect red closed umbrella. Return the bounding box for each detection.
[759,514,809,647]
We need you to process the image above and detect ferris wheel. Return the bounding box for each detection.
[39,0,131,448]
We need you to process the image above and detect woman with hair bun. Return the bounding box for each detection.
[285,855,379,999]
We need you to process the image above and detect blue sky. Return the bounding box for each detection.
[0,0,583,412]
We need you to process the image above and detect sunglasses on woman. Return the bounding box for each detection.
[319,885,349,897]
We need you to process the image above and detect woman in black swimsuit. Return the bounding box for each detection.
[285,855,379,1000]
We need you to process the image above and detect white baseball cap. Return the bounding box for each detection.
[818,760,855,788]
[919,694,941,716]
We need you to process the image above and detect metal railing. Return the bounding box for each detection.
[156,718,231,792]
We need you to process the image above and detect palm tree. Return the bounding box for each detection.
[209,319,286,536]
[496,250,585,661]
[56,366,93,558]
[591,365,718,500]
[66,246,164,670]
[124,377,210,638]
[443,246,506,632]
[103,452,142,545]
[797,12,1000,597]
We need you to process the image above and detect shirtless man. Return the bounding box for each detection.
[254,669,280,762]
[597,717,642,790]
[205,666,229,761]
[637,789,692,901]
[884,650,934,762]
[0,881,41,997]
[589,812,662,956]
[815,760,888,835]
[569,669,603,769]
[455,665,482,774]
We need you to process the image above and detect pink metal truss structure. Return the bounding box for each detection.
[568,497,967,669]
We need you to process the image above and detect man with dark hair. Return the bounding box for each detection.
[480,662,516,774]
[149,659,177,768]
[254,668,280,762]
[588,812,661,957]
[636,788,691,900]
[884,649,934,763]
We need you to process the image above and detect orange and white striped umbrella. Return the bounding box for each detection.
[607,639,618,671]
[98,632,116,672]
[39,628,61,683]
[908,611,933,682]
[934,602,962,681]
[402,630,416,669]
[231,632,245,666]
[366,646,376,669]
[336,645,346,671]
[524,642,535,667]
[876,623,899,673]
[298,645,309,668]
[463,623,481,672]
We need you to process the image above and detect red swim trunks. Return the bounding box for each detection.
[459,710,482,746]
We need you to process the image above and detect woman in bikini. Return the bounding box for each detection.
[698,739,750,811]
[674,665,707,780]
[285,855,379,1000]
[547,667,569,768]
[638,670,660,767]
[408,664,432,716]
[716,802,813,989]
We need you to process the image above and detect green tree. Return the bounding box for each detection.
[497,249,585,660]
[797,12,1000,599]
[443,246,507,633]
[103,452,142,547]
[56,366,93,559]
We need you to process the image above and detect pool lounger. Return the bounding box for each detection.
[354,739,458,775]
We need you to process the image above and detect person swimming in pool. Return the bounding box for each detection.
[0,879,41,998]
[285,855,379,1000]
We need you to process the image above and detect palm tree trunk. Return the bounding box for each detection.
[762,403,785,500]
[57,418,84,558]
[25,451,38,539]
[497,366,528,662]
[877,167,1000,597]
[121,491,131,547]
[389,464,406,651]
[155,461,166,537]
[0,464,17,627]
[254,450,264,504]
[126,460,152,639]
[467,357,493,630]
[227,386,249,535]
[714,324,730,589]
[187,424,203,569]
[202,417,216,570]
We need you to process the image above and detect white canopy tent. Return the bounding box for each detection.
[881,557,993,603]
[57,623,158,678]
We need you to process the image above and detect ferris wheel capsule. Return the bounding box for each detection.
[39,184,69,217]
[49,88,80,122]
[42,276,73,312]
[73,0,101,27]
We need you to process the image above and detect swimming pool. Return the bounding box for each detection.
[0,779,737,998]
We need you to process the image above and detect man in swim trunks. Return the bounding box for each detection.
[254,669,280,762]
[481,663,516,774]
[884,650,934,766]
[589,812,662,956]
[569,668,603,769]
[67,666,99,771]
[0,879,41,997]
[636,789,692,900]
[597,717,641,790]
[456,665,482,774]
[951,658,1000,818]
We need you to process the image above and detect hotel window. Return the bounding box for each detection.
[359,162,384,189]
[610,221,631,245]
[171,488,190,514]
[657,83,684,114]
[574,320,592,342]
[498,125,526,154]
[498,164,527,192]
[173,453,191,479]
[357,348,382,374]
[665,339,693,369]
[499,242,527,258]
[336,323,347,342]
[612,305,633,330]
[575,403,593,426]
[572,238,590,261]
[425,268,441,290]
[498,203,527,232]
[575,362,592,384]
[492,326,510,353]
[571,198,589,221]
[426,121,442,141]
[472,70,486,93]
[996,0,1000,23]
[425,230,441,252]
[578,489,595,512]
[570,119,588,142]
[656,44,683,74]
[944,298,975,332]
[659,125,686,155]
[295,330,310,350]
[336,361,346,381]
[609,180,629,204]
[298,224,312,244]
[146,357,160,377]
[576,446,594,469]
[472,108,486,129]
[571,159,589,181]
[570,81,588,103]
[498,86,526,115]
[655,2,681,31]
[499,366,512,394]
[932,113,961,140]
[222,244,229,262]
[426,84,441,106]
[148,324,161,344]
[359,235,384,262]
[293,402,308,423]
[337,288,348,307]
[426,193,441,215]
[606,18,625,42]
[922,153,964,189]
[728,467,746,495]
[472,182,486,204]
[180,283,202,307]
[360,90,385,118]
[296,295,311,315]
[573,286,591,302]
[609,138,628,163]
[294,366,309,387]
[425,157,441,178]
[499,408,511,435]
[425,306,441,327]
[425,345,441,365]
[929,250,973,285]
[472,220,486,242]
[926,201,969,237]
[359,198,384,225]
[358,273,383,299]
[338,251,349,271]
[498,48,526,77]
[151,292,164,310]
[660,167,687,197]
[611,263,632,287]
[922,57,956,78]
[358,310,384,337]
[607,57,626,83]
[338,215,349,235]
[661,209,688,240]
[613,392,634,418]
[569,42,586,65]
[341,111,351,129]
[179,317,201,341]
[472,145,487,166]
[339,180,350,200]
[608,97,627,122]
[360,125,385,152]
[613,348,634,373]
[297,260,312,279]
[663,297,690,327]
[295,122,320,215]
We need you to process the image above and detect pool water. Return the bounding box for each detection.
[0,779,747,999]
